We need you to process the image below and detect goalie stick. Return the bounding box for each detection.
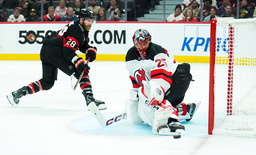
[88,102,127,127]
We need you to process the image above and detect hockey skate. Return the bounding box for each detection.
[153,103,186,139]
[177,102,201,122]
[157,117,186,139]
[6,86,28,106]
[185,102,201,121]
[83,92,107,110]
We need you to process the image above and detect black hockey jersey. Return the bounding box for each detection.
[43,20,91,62]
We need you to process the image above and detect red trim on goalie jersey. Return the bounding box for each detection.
[150,69,173,85]
[163,48,169,57]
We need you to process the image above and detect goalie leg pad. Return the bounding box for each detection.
[152,103,179,133]
[136,94,158,126]
[126,100,143,123]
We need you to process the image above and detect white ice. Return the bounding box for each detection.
[0,61,256,155]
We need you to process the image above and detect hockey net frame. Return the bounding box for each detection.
[209,18,256,136]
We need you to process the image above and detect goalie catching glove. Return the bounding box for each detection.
[86,47,97,62]
[138,80,165,106]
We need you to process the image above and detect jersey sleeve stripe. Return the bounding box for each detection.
[150,68,173,77]
[151,74,173,85]
[150,69,173,85]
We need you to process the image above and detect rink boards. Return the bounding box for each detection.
[0,21,216,63]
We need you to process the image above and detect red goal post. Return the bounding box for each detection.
[209,18,256,136]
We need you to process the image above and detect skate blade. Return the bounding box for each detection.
[158,128,186,136]
[87,102,107,111]
[98,104,107,110]
[6,94,17,106]
[186,101,201,121]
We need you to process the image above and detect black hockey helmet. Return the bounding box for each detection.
[79,9,95,20]
[132,29,151,45]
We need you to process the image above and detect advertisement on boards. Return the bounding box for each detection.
[0,22,227,62]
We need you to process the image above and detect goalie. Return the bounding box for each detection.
[125,29,198,135]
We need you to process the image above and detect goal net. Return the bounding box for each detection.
[209,18,256,136]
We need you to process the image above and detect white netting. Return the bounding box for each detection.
[213,18,256,137]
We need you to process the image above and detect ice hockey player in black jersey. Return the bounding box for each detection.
[6,9,106,110]
[125,29,198,136]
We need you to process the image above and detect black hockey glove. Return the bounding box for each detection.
[74,58,90,73]
[86,47,97,62]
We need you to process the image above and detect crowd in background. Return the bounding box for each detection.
[0,0,129,22]
[166,0,256,22]
[0,0,255,22]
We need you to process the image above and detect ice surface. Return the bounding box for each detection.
[0,61,256,155]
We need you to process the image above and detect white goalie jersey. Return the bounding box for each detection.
[125,43,178,94]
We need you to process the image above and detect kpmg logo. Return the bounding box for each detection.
[181,37,229,53]
[181,25,229,53]
[181,37,210,52]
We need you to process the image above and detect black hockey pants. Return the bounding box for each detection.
[25,44,80,93]
[165,63,193,107]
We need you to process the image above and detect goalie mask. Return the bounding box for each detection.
[132,29,152,59]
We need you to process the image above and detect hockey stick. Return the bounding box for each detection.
[88,102,127,127]
[73,59,90,91]
[73,71,84,91]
